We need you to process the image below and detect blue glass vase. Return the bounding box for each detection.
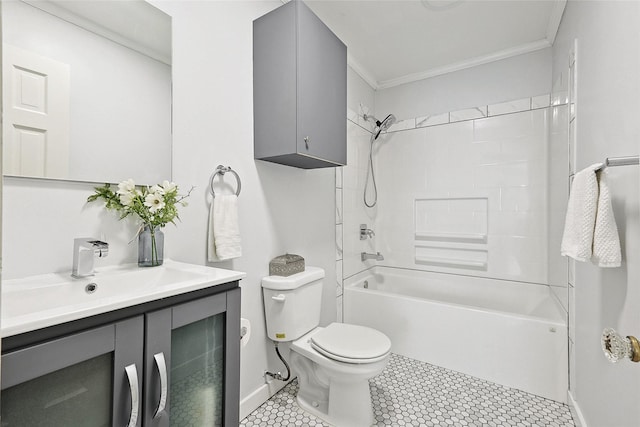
[138,225,164,267]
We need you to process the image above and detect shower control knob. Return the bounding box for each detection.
[601,328,640,363]
[304,136,310,149]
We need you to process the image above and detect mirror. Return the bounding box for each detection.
[2,0,171,185]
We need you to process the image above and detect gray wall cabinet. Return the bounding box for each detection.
[1,285,240,427]
[253,0,347,168]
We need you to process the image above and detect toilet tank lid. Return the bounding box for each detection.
[262,266,325,290]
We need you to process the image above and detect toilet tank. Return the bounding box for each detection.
[262,266,325,342]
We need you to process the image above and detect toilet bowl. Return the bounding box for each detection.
[290,323,391,426]
[262,267,391,426]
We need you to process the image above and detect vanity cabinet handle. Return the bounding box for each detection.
[153,352,169,418]
[125,364,140,427]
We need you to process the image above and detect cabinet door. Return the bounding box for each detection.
[144,288,240,426]
[1,316,144,427]
[296,0,347,165]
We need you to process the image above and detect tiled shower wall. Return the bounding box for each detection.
[335,115,377,320]
[374,98,551,285]
[336,94,570,320]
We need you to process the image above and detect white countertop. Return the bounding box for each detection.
[1,259,246,338]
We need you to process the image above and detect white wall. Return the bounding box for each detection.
[552,1,640,426]
[375,48,552,121]
[154,0,336,415]
[3,0,338,417]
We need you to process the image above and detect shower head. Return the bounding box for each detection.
[373,114,397,140]
[363,112,396,208]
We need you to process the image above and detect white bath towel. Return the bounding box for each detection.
[560,163,621,267]
[208,195,242,262]
[592,170,621,267]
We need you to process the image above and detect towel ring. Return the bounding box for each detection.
[210,165,241,198]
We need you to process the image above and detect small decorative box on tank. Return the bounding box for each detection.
[269,254,305,276]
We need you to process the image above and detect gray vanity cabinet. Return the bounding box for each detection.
[253,0,347,168]
[1,285,240,427]
[144,289,240,426]
[1,316,145,426]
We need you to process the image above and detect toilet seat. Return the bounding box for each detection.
[309,323,391,364]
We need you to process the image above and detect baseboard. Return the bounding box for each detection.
[567,390,587,427]
[239,377,290,421]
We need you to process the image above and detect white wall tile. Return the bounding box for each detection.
[501,161,532,187]
[487,98,530,116]
[569,339,575,393]
[336,260,343,296]
[416,112,449,128]
[335,188,343,225]
[550,285,569,313]
[336,295,343,323]
[552,91,569,106]
[387,117,415,133]
[336,223,343,261]
[335,166,343,189]
[568,282,575,342]
[501,187,536,212]
[531,94,551,109]
[347,107,359,124]
[473,163,503,188]
[450,106,488,122]
[374,109,548,284]
[568,257,575,286]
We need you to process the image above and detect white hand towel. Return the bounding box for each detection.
[593,170,621,267]
[208,195,242,262]
[561,163,621,267]
[561,163,601,262]
[207,201,218,262]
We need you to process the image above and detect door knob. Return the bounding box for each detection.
[601,328,640,363]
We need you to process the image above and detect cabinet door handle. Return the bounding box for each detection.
[125,364,140,427]
[153,352,169,418]
[304,136,310,149]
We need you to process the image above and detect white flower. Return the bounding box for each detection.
[144,192,165,213]
[162,180,177,194]
[150,184,165,195]
[117,179,136,195]
[119,192,135,207]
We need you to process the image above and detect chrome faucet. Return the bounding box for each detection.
[72,238,109,278]
[360,224,375,240]
[361,252,384,262]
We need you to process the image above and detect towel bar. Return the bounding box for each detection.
[210,165,241,198]
[595,155,639,171]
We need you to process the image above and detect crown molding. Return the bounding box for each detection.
[546,0,567,45]
[347,53,379,91]
[374,39,551,90]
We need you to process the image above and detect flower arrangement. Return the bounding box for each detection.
[88,179,192,266]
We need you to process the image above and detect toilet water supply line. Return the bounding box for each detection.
[265,342,291,382]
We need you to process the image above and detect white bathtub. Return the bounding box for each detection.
[344,266,568,403]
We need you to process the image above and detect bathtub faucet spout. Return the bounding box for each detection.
[361,252,384,262]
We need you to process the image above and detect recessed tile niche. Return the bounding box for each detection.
[414,197,488,270]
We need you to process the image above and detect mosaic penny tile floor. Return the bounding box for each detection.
[241,353,575,426]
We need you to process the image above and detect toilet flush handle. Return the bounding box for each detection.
[272,294,286,302]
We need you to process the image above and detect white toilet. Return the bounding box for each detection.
[262,266,391,426]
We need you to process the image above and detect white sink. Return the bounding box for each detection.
[2,259,245,337]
